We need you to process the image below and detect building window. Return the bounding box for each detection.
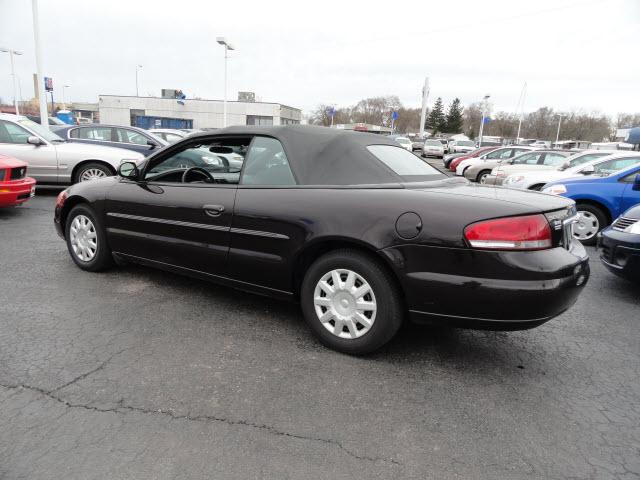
[281,118,300,125]
[246,115,273,126]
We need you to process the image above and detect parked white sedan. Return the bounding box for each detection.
[503,152,640,190]
[421,139,445,157]
[0,114,143,185]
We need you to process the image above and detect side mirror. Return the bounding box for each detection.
[27,136,44,146]
[147,141,156,150]
[558,161,570,171]
[633,174,640,191]
[581,164,595,175]
[118,161,140,180]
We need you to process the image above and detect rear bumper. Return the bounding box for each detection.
[0,177,36,207]
[380,241,590,329]
[599,228,640,282]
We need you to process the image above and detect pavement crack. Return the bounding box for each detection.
[0,382,400,466]
[49,348,129,394]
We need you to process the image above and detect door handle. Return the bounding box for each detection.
[203,204,225,217]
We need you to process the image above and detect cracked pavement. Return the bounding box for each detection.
[1,192,639,479]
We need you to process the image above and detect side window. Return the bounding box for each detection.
[165,133,182,143]
[542,153,569,166]
[116,128,149,145]
[511,148,529,157]
[514,152,543,165]
[486,149,510,159]
[241,137,296,186]
[569,153,604,167]
[144,138,248,184]
[0,121,31,144]
[594,158,640,175]
[77,127,113,141]
[620,169,640,183]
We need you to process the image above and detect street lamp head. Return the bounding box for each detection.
[216,37,234,50]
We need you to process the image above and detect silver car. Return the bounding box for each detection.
[0,114,144,184]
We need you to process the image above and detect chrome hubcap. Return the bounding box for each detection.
[69,215,97,261]
[573,211,599,240]
[479,173,489,183]
[80,168,107,182]
[313,269,377,339]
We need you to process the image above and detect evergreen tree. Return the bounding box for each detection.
[445,98,464,133]
[426,97,445,133]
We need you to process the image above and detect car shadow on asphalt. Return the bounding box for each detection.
[112,262,547,371]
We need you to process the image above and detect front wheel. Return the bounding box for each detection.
[65,204,113,271]
[74,162,113,183]
[573,204,607,246]
[300,250,403,355]
[476,169,491,183]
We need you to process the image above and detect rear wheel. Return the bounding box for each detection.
[65,204,113,271]
[74,162,113,183]
[574,203,607,245]
[476,169,491,183]
[300,249,403,355]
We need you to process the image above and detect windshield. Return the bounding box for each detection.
[367,145,445,182]
[425,140,441,146]
[456,141,474,146]
[17,118,64,143]
[396,137,411,145]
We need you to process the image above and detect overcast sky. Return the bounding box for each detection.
[1,0,639,117]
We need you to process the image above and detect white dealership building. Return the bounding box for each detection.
[98,93,302,130]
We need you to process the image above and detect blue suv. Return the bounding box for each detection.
[543,156,640,245]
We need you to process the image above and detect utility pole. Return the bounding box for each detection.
[419,77,429,138]
[515,82,527,144]
[555,114,565,148]
[478,94,490,147]
[0,48,23,115]
[31,0,49,129]
[216,37,234,128]
[135,65,142,96]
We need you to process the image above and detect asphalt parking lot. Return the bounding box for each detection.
[1,190,639,480]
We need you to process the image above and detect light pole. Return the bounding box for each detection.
[135,65,142,96]
[62,84,70,109]
[0,47,23,115]
[216,37,234,128]
[554,114,566,148]
[31,0,49,129]
[478,94,490,147]
[515,82,527,144]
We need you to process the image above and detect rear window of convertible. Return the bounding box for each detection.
[367,145,444,178]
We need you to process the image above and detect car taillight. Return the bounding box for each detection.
[55,190,68,209]
[464,214,552,250]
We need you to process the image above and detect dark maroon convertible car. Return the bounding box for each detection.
[55,126,589,354]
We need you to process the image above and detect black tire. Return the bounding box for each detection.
[74,162,113,184]
[575,203,607,246]
[300,249,403,355]
[65,204,113,271]
[476,169,491,183]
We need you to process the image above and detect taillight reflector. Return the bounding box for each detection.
[464,214,552,250]
[55,190,68,209]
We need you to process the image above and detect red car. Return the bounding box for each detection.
[0,154,36,207]
[449,146,499,171]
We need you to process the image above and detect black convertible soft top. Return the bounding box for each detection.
[190,125,406,185]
